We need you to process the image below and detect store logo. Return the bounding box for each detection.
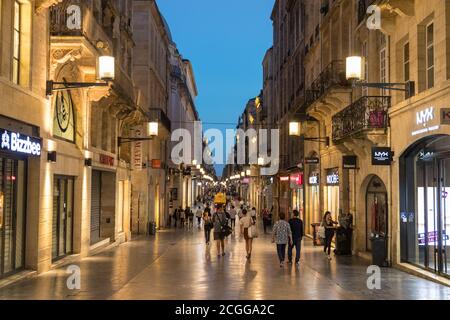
[416,107,434,127]
[67,5,81,30]
[326,174,339,185]
[367,5,381,30]
[309,175,319,185]
[0,130,41,157]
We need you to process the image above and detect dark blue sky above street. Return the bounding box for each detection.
[157,0,274,176]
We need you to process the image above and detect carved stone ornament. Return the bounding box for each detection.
[50,48,83,79]
[36,0,63,13]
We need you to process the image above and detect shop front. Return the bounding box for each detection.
[400,135,450,277]
[306,171,320,236]
[290,173,304,219]
[0,122,41,278]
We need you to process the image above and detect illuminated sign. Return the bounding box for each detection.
[309,174,319,185]
[372,147,393,166]
[280,176,289,182]
[412,107,439,136]
[99,154,114,166]
[0,128,41,157]
[290,174,303,189]
[326,169,339,186]
[305,157,320,165]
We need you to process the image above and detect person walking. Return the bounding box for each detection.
[288,210,304,265]
[179,206,185,228]
[323,211,338,260]
[272,213,292,268]
[213,204,229,257]
[203,207,213,245]
[173,208,178,228]
[250,207,257,224]
[196,205,203,228]
[240,209,255,260]
[229,206,237,230]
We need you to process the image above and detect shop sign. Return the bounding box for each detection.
[418,231,449,245]
[280,176,289,182]
[412,107,440,136]
[0,128,41,157]
[99,154,114,166]
[290,174,303,189]
[343,156,357,169]
[151,159,162,169]
[305,157,320,165]
[133,129,143,170]
[441,108,450,125]
[372,147,393,166]
[326,169,339,186]
[308,173,319,186]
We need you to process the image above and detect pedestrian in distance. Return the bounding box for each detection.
[240,209,255,260]
[213,203,229,257]
[179,206,185,228]
[250,207,257,224]
[288,210,304,266]
[203,207,213,245]
[323,211,338,260]
[173,208,178,228]
[272,213,292,268]
[196,205,203,228]
[229,206,237,230]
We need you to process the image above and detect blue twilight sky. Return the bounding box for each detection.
[157,0,274,177]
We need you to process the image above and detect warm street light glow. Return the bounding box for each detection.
[192,159,198,166]
[196,164,201,170]
[346,56,363,81]
[147,121,158,136]
[98,56,115,81]
[289,121,301,136]
[241,171,245,177]
[246,169,251,176]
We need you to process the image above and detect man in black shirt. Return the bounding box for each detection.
[288,210,304,265]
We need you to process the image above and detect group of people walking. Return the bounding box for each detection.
[172,199,341,268]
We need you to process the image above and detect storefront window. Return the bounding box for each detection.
[401,135,450,276]
[324,168,340,221]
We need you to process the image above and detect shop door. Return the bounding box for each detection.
[417,157,450,275]
[365,176,388,251]
[90,170,102,244]
[0,156,26,278]
[52,177,74,261]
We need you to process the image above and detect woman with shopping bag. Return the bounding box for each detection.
[240,209,256,260]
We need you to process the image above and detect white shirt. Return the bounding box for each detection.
[240,216,252,229]
[229,209,237,219]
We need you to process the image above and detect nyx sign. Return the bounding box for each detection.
[372,147,393,165]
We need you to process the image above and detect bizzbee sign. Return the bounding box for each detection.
[0,128,42,157]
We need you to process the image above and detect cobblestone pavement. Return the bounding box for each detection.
[0,225,449,300]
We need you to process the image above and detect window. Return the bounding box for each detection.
[404,42,410,82]
[11,0,31,87]
[380,48,386,96]
[12,1,21,84]
[426,23,434,89]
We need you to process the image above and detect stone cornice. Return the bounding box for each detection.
[35,0,63,13]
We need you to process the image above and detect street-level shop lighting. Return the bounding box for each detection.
[196,165,201,170]
[192,159,198,166]
[246,169,251,176]
[46,55,115,96]
[241,171,245,177]
[345,55,415,99]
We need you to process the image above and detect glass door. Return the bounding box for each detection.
[439,159,450,275]
[52,176,74,261]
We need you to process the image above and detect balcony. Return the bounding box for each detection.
[332,96,391,142]
[302,60,349,110]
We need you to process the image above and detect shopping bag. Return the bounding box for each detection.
[318,224,326,239]
[249,224,259,238]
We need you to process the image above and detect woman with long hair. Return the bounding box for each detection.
[240,209,255,260]
[322,211,338,260]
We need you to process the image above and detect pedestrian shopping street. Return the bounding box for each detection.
[0,224,448,300]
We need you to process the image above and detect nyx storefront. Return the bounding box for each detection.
[0,116,41,278]
[394,102,450,277]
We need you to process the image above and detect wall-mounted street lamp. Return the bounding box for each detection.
[346,56,415,99]
[241,171,245,177]
[46,56,115,96]
[258,157,265,166]
[246,169,251,176]
[289,115,330,146]
[118,121,159,145]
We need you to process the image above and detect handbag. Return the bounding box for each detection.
[216,213,232,237]
[318,223,326,239]
[249,224,259,238]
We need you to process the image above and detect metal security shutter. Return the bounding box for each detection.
[90,170,101,244]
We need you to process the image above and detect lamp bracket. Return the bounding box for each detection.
[46,80,109,96]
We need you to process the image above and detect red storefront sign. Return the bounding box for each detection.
[99,154,114,166]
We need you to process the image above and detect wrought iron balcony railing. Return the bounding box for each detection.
[332,96,391,142]
[302,60,349,110]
